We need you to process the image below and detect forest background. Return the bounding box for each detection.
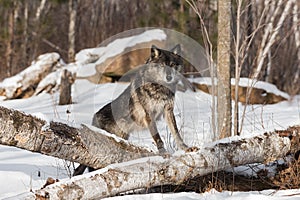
[0,0,299,96]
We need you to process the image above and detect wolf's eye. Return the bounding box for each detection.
[170,62,178,68]
[175,65,182,71]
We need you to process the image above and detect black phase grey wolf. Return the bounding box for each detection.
[93,44,188,152]
[73,45,189,176]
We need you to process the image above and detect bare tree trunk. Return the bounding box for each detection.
[232,1,260,136]
[292,0,300,93]
[293,0,300,50]
[5,5,14,77]
[35,0,47,22]
[68,0,78,63]
[22,1,29,67]
[217,0,232,138]
[293,0,300,85]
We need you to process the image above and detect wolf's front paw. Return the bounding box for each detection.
[158,148,170,158]
[178,143,189,151]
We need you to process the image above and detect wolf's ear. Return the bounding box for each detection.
[151,45,161,59]
[170,44,181,55]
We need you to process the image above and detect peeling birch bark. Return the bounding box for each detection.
[32,132,291,199]
[0,106,155,169]
[0,106,296,199]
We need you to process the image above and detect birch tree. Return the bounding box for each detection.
[0,106,155,170]
[239,0,294,134]
[252,0,293,80]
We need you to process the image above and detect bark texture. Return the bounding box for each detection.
[68,0,78,63]
[217,0,232,138]
[59,69,75,105]
[0,106,155,169]
[0,106,296,199]
[33,132,290,199]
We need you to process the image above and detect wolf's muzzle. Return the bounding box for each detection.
[166,67,173,82]
[166,74,172,81]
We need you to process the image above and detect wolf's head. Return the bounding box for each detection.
[145,45,183,84]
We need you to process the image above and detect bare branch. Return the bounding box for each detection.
[186,0,217,139]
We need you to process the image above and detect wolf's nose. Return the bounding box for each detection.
[166,74,172,81]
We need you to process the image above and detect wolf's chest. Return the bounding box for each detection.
[132,83,174,117]
[139,83,174,101]
[127,83,174,125]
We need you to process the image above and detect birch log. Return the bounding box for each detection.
[31,132,291,199]
[0,106,155,169]
[0,105,296,199]
[0,53,60,99]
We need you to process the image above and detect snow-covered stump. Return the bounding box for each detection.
[59,69,75,105]
[0,53,61,99]
[33,133,290,200]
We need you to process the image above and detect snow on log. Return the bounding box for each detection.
[0,105,297,199]
[32,131,291,199]
[0,106,155,169]
[0,53,61,99]
[193,82,288,104]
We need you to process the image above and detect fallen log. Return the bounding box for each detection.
[0,106,155,170]
[0,53,61,99]
[32,131,290,199]
[0,105,296,199]
[192,82,288,104]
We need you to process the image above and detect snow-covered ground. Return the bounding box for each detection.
[0,29,299,199]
